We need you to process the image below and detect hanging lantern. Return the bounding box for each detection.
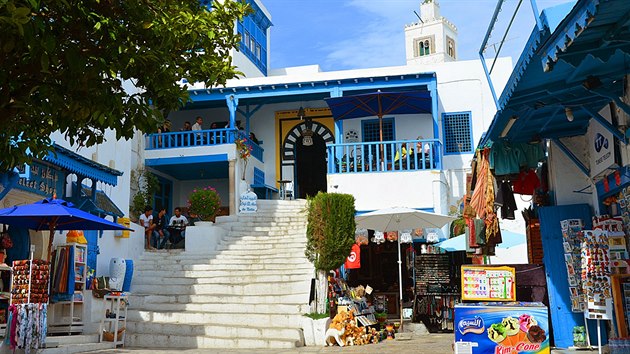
[386,231,398,242]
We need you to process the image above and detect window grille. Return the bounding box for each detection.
[362,118,395,157]
[443,112,472,154]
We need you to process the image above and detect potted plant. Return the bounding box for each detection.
[187,186,221,223]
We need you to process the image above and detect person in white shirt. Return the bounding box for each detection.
[168,207,189,247]
[139,206,156,250]
[192,116,203,144]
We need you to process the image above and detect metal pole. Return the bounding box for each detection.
[397,236,404,331]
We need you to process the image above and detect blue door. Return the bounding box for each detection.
[538,204,607,348]
[84,230,99,275]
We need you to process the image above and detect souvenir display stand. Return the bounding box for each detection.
[99,294,128,347]
[413,250,462,332]
[0,263,11,336]
[7,249,50,353]
[48,243,88,334]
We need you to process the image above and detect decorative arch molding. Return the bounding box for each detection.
[282,122,335,162]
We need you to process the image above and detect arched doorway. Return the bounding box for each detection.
[282,121,334,199]
[295,133,327,198]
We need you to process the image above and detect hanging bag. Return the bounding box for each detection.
[0,226,13,249]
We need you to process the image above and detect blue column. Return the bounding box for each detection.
[226,95,239,142]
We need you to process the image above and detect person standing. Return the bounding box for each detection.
[139,206,156,250]
[154,207,171,249]
[192,116,203,145]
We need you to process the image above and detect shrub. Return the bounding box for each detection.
[305,192,356,271]
[188,186,221,221]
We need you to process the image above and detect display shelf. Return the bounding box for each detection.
[49,243,88,335]
[99,295,128,347]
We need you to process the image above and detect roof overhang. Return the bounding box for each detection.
[45,144,123,186]
[481,0,630,146]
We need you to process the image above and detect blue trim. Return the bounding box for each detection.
[45,144,122,186]
[237,1,271,76]
[146,154,229,167]
[442,111,473,155]
[429,81,439,143]
[187,73,436,106]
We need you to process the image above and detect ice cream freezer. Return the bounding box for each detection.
[454,302,549,354]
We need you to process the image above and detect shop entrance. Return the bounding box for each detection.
[295,133,327,198]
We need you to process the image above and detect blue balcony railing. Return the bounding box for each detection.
[327,139,441,174]
[146,128,264,162]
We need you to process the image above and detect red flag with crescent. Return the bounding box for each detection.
[345,243,361,269]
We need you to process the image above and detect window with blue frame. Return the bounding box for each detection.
[362,118,395,158]
[236,0,271,75]
[442,112,473,155]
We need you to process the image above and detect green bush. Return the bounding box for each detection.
[305,192,356,271]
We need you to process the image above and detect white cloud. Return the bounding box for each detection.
[321,1,416,70]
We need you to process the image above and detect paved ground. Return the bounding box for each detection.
[77,334,607,354]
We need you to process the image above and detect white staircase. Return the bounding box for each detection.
[126,199,315,349]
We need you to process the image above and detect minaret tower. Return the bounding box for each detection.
[405,0,458,65]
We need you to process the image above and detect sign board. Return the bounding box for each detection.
[461,266,516,302]
[589,115,616,178]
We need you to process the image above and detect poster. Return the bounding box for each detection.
[461,266,515,302]
[454,303,550,354]
[560,218,585,312]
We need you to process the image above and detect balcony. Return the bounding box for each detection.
[145,129,263,162]
[327,139,441,174]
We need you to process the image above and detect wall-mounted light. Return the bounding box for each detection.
[500,116,518,138]
[565,107,574,122]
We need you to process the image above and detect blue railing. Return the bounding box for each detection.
[327,139,441,174]
[146,128,237,149]
[146,128,264,162]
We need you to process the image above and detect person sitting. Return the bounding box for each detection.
[156,120,171,148]
[168,207,189,248]
[249,132,260,145]
[192,116,204,145]
[415,136,432,168]
[154,207,171,249]
[393,143,413,169]
[139,206,156,250]
[180,121,192,146]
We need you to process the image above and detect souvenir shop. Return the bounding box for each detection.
[337,228,469,333]
[0,145,125,352]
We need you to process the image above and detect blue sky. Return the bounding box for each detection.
[261,0,573,72]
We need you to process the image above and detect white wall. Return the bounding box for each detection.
[328,170,447,213]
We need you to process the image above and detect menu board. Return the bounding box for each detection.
[461,266,516,301]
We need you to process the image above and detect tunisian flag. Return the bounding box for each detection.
[344,244,361,269]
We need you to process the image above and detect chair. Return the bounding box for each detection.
[284,181,294,200]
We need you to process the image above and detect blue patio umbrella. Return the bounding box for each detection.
[325,91,432,165]
[0,198,132,261]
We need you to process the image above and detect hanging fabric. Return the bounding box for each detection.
[344,244,361,269]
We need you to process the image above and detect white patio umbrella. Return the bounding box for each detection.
[355,207,456,329]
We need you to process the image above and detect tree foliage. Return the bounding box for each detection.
[305,192,357,271]
[0,0,251,170]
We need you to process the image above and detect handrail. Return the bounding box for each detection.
[327,139,441,174]
[146,128,264,162]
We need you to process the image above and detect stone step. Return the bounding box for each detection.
[125,333,299,349]
[128,293,309,305]
[127,310,305,328]
[134,257,311,268]
[132,268,313,280]
[216,242,306,250]
[45,334,100,345]
[212,249,307,257]
[39,342,113,354]
[132,273,309,285]
[133,262,313,271]
[127,321,304,343]
[221,235,306,243]
[131,280,311,296]
[130,298,310,313]
[225,230,307,237]
[228,226,307,232]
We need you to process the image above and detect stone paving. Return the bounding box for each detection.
[83,333,606,354]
